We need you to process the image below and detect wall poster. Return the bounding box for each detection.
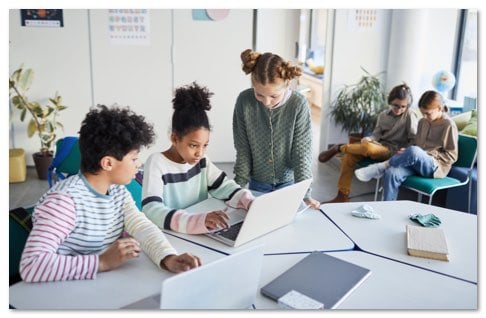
[108,9,150,45]
[20,9,64,27]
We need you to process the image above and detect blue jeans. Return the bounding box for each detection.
[383,146,436,201]
[249,178,294,194]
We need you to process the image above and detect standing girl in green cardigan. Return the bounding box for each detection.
[232,49,320,209]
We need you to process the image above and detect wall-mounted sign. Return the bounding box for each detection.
[348,9,381,32]
[20,9,64,28]
[108,9,150,46]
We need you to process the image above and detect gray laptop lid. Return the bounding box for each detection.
[160,244,264,309]
[260,252,371,309]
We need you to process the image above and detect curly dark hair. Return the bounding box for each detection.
[79,105,155,174]
[171,82,213,137]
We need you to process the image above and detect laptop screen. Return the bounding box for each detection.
[160,244,264,309]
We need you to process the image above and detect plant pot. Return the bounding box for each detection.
[348,133,363,144]
[32,152,53,180]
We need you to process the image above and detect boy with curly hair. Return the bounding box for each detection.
[20,105,201,283]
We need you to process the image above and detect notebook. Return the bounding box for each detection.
[123,244,264,309]
[406,225,449,261]
[202,179,312,247]
[260,251,371,309]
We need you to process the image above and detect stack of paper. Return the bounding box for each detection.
[406,225,449,261]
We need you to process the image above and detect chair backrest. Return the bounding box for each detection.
[9,207,33,284]
[126,178,143,210]
[48,136,81,187]
[453,134,477,169]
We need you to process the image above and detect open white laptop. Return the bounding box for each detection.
[160,244,264,309]
[193,179,312,247]
[123,244,264,309]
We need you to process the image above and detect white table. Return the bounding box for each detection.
[320,201,477,283]
[164,206,354,255]
[9,236,225,309]
[255,251,477,309]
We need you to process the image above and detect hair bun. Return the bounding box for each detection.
[172,82,213,112]
[241,49,261,75]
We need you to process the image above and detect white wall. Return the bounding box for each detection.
[387,9,459,105]
[88,10,173,161]
[255,9,300,61]
[320,9,392,148]
[9,10,93,164]
[417,9,459,96]
[172,10,253,162]
[9,9,253,165]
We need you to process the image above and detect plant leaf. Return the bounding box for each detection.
[20,109,27,122]
[18,68,34,91]
[27,119,37,137]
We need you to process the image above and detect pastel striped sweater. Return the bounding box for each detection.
[141,153,254,234]
[19,173,176,283]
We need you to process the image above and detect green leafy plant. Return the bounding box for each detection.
[330,67,386,137]
[9,66,67,156]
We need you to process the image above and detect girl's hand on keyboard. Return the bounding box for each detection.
[205,210,230,231]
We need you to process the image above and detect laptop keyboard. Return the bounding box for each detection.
[216,222,243,240]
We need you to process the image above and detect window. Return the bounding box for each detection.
[297,9,327,76]
[453,9,477,107]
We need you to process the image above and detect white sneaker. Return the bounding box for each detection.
[355,162,387,182]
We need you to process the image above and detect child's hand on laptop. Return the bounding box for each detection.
[205,210,230,231]
[161,253,202,273]
[304,197,321,210]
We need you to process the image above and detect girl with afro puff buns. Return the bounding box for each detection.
[142,82,255,234]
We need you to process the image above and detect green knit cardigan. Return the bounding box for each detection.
[232,88,313,198]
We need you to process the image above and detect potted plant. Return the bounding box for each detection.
[9,66,68,180]
[330,67,387,143]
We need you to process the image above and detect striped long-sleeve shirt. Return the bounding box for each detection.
[19,173,177,283]
[141,153,254,234]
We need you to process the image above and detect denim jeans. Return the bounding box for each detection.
[248,178,294,194]
[383,146,436,201]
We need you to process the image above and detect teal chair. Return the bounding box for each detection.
[9,207,33,285]
[401,134,478,211]
[126,176,143,210]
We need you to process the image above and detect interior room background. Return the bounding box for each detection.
[9,9,474,165]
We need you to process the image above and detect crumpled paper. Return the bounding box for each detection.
[351,204,381,219]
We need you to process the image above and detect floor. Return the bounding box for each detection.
[9,105,377,209]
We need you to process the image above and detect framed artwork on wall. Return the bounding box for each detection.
[20,9,64,28]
